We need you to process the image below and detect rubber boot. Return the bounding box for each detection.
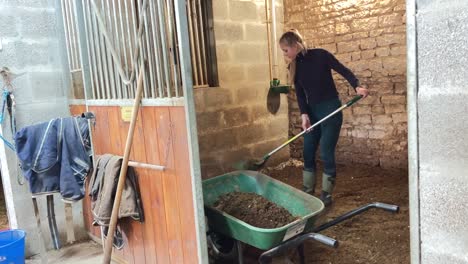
[320,173,335,207]
[302,170,316,195]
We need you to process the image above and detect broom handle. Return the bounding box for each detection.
[263,96,362,159]
[102,64,145,264]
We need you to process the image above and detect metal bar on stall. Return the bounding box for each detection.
[73,0,94,106]
[117,0,128,99]
[133,1,148,96]
[105,0,115,93]
[73,1,82,69]
[141,0,152,99]
[129,0,139,98]
[135,0,145,99]
[91,3,105,99]
[156,0,172,98]
[67,1,79,69]
[171,2,183,97]
[82,1,98,99]
[105,0,116,99]
[142,2,155,98]
[61,0,73,71]
[64,1,75,69]
[187,1,199,86]
[172,0,183,97]
[123,0,134,97]
[111,0,123,99]
[88,1,100,99]
[197,0,208,85]
[93,0,111,99]
[117,0,129,99]
[192,0,203,87]
[70,1,81,69]
[149,0,164,98]
[155,0,169,97]
[167,0,181,97]
[99,23,112,99]
[68,0,79,69]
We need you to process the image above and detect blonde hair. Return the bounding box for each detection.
[279,29,306,84]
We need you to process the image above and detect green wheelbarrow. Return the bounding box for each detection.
[203,170,399,264]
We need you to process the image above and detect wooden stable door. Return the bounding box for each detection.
[71,104,199,264]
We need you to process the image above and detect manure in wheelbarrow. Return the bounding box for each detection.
[213,192,298,228]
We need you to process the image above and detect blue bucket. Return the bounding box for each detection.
[0,229,26,264]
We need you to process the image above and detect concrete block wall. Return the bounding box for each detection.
[284,0,407,168]
[0,0,87,256]
[414,0,468,263]
[195,0,290,178]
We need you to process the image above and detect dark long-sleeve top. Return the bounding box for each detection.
[294,48,360,114]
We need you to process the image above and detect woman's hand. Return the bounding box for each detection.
[356,86,369,98]
[301,114,311,131]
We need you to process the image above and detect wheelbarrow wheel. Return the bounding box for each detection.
[207,231,238,263]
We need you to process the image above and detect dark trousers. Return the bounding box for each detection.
[303,98,343,176]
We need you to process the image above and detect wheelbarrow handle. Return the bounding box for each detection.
[374,202,399,213]
[313,202,400,233]
[311,233,338,248]
[258,232,338,264]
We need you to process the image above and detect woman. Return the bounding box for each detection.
[279,29,369,206]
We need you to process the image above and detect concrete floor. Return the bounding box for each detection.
[25,240,110,264]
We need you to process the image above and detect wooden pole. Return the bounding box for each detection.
[102,64,145,264]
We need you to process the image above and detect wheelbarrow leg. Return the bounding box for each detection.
[297,244,305,264]
[237,240,244,264]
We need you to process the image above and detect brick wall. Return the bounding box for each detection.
[284,0,407,168]
[195,0,290,178]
